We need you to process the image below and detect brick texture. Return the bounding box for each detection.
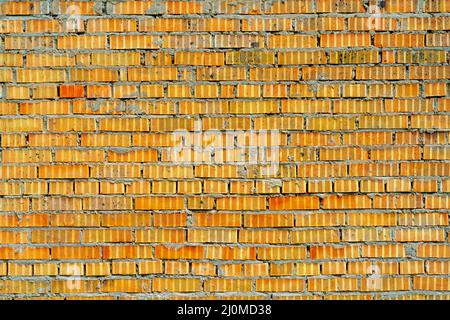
[0,0,449,300]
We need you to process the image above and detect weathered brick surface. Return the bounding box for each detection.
[0,0,449,300]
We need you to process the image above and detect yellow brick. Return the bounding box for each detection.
[5,36,53,50]
[17,69,65,83]
[317,0,364,12]
[70,69,118,82]
[375,34,425,47]
[321,33,371,47]
[153,278,200,292]
[33,85,58,99]
[48,118,96,132]
[216,263,240,276]
[0,53,23,66]
[0,280,48,294]
[268,35,317,48]
[128,67,177,81]
[303,66,353,80]
[87,19,137,32]
[192,262,216,276]
[356,66,405,80]
[360,116,408,129]
[164,35,212,48]
[244,263,269,277]
[205,279,252,292]
[175,52,224,66]
[58,36,107,49]
[165,261,189,275]
[215,34,263,48]
[110,35,160,49]
[20,101,70,115]
[102,279,150,293]
[226,52,275,65]
[256,279,304,292]
[322,262,346,275]
[328,50,379,64]
[309,278,358,292]
[8,263,32,276]
[6,86,30,100]
[26,19,63,32]
[0,118,43,132]
[91,52,141,66]
[425,83,447,97]
[85,262,110,276]
[361,277,410,292]
[307,117,356,130]
[250,67,299,81]
[112,261,136,275]
[138,261,163,275]
[190,18,240,31]
[140,18,188,31]
[33,263,58,276]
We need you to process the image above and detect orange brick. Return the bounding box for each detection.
[59,84,84,98]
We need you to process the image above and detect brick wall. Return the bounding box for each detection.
[0,0,449,299]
